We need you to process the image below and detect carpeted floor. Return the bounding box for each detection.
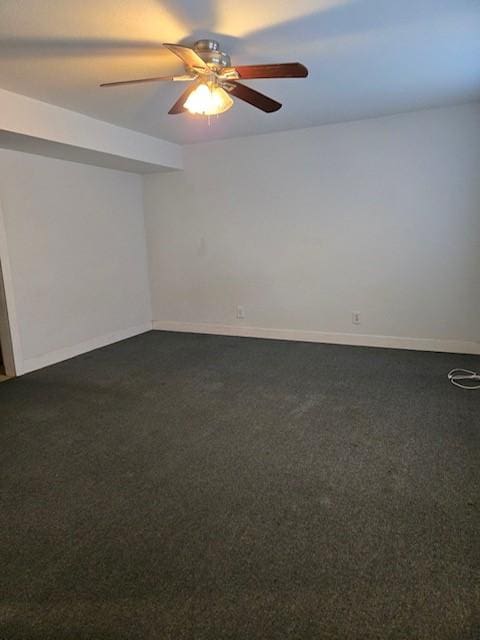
[1,331,479,639]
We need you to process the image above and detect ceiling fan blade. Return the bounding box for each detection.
[227,82,281,113]
[163,43,207,70]
[100,75,193,87]
[168,80,202,114]
[230,63,308,80]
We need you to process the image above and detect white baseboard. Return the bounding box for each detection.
[152,320,480,355]
[21,322,152,374]
[18,319,480,375]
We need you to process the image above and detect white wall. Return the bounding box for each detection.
[0,88,182,173]
[144,103,480,353]
[0,149,152,373]
[2,102,478,374]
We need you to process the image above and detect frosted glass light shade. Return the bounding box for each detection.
[184,83,233,116]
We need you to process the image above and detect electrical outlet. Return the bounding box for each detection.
[352,312,361,325]
[236,305,246,320]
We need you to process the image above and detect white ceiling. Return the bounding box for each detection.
[0,0,479,145]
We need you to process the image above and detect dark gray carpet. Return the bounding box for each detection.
[1,331,479,639]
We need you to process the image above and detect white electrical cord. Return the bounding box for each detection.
[448,369,480,390]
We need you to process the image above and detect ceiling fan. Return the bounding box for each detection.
[100,39,308,116]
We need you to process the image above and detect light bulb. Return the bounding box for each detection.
[184,82,233,116]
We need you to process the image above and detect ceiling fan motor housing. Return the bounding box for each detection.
[193,40,231,69]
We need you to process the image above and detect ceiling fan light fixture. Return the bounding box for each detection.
[101,40,308,116]
[183,82,233,116]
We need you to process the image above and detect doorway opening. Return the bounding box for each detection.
[0,259,16,380]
